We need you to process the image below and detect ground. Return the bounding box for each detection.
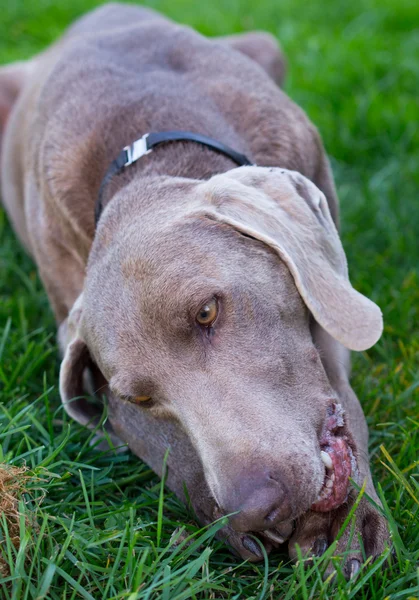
[0,0,418,598]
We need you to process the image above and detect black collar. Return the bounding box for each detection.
[95,130,253,226]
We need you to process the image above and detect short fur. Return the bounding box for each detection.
[0,3,388,572]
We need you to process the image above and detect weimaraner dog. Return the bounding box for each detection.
[0,3,389,576]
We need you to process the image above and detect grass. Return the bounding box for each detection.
[0,0,418,597]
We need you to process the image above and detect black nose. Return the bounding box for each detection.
[223,471,292,532]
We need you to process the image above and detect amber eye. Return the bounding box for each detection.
[133,396,152,404]
[196,298,218,326]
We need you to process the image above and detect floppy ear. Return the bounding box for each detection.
[198,167,383,351]
[59,293,123,448]
[0,61,30,146]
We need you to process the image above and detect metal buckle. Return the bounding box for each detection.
[123,134,150,167]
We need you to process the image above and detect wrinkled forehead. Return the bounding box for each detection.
[89,213,299,302]
[81,212,305,367]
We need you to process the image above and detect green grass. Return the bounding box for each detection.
[1,0,418,597]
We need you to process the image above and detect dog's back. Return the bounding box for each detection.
[1,3,337,319]
[0,4,390,568]
[2,3,332,239]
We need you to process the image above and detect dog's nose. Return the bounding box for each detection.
[224,472,292,532]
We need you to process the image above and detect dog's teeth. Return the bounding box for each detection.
[317,490,328,502]
[326,478,334,489]
[320,451,333,470]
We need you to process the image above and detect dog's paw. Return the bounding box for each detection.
[210,504,294,562]
[288,495,390,578]
[223,520,294,562]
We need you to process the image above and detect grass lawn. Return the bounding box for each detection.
[1,0,418,598]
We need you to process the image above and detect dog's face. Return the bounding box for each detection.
[60,167,382,533]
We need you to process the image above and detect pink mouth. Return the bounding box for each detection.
[311,404,357,512]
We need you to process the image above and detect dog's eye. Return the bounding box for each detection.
[196,298,218,326]
[114,390,154,406]
[133,395,152,404]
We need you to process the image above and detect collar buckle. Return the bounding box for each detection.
[96,130,253,227]
[123,133,150,167]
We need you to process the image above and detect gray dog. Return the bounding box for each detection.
[0,3,389,576]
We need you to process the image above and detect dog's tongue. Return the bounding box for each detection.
[311,437,352,512]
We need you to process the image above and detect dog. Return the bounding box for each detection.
[0,3,389,575]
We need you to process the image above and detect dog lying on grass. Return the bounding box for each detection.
[0,3,389,576]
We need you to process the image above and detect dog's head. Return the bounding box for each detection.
[60,167,382,536]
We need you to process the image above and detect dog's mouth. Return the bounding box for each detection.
[248,404,357,554]
[311,403,357,512]
[213,403,358,561]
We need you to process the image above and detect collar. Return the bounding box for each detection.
[95,130,253,226]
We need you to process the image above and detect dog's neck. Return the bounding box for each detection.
[97,142,239,221]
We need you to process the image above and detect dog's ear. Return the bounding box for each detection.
[0,62,30,144]
[59,293,123,448]
[218,32,286,87]
[197,167,383,351]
